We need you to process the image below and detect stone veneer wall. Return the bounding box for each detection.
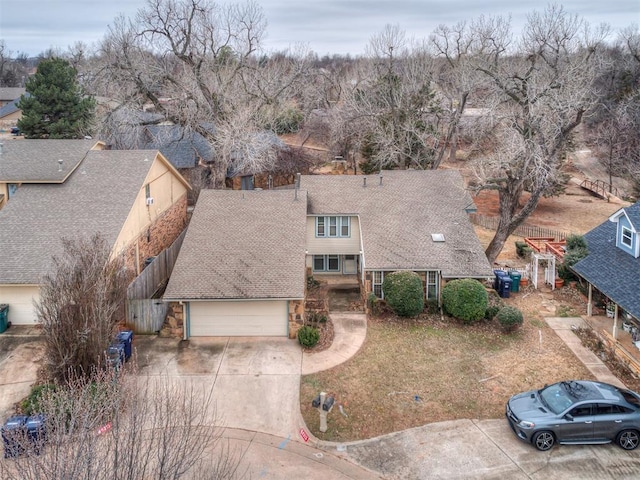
[288,299,305,339]
[122,194,188,274]
[161,302,184,338]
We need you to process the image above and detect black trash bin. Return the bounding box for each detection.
[2,415,28,458]
[25,414,46,454]
[116,330,133,361]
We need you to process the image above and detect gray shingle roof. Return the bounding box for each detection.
[301,170,493,277]
[164,189,308,300]
[0,88,25,102]
[141,125,214,169]
[0,149,162,284]
[0,139,100,182]
[573,202,640,320]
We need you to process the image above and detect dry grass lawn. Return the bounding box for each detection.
[300,298,592,442]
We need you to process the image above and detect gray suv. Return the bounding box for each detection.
[506,380,640,451]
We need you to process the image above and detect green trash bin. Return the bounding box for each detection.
[0,304,8,333]
[508,272,521,293]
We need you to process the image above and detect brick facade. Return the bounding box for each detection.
[123,194,188,274]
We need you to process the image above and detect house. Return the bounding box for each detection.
[0,88,25,108]
[164,170,493,338]
[573,202,640,327]
[0,139,191,325]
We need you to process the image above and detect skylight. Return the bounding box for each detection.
[431,233,445,242]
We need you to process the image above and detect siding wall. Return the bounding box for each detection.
[305,216,361,255]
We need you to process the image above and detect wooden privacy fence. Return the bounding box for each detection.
[126,230,186,333]
[469,214,570,241]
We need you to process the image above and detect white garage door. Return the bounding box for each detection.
[188,300,288,337]
[0,286,39,325]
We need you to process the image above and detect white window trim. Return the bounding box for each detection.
[315,216,351,238]
[313,254,341,272]
[621,226,633,248]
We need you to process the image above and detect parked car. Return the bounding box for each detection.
[506,380,640,451]
[10,127,20,135]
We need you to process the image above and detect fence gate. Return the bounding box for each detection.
[530,253,556,290]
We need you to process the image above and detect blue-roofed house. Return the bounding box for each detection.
[573,202,640,336]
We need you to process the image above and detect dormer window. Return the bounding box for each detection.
[621,226,632,248]
[316,216,350,238]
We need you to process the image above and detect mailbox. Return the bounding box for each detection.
[311,394,321,408]
[322,396,335,412]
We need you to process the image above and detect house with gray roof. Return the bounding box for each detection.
[573,202,640,328]
[164,169,493,338]
[0,88,25,107]
[0,139,191,325]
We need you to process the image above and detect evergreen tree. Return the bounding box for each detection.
[17,58,95,139]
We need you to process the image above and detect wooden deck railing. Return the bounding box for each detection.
[601,329,640,377]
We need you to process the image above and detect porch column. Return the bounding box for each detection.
[613,304,618,340]
[587,283,592,317]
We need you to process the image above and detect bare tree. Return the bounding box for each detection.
[34,234,130,383]
[95,0,310,188]
[1,368,246,479]
[465,6,607,263]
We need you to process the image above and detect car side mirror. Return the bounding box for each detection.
[564,414,574,421]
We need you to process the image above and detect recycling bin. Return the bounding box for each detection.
[493,270,508,290]
[107,342,125,369]
[508,271,522,293]
[0,304,9,333]
[2,415,28,458]
[116,330,133,361]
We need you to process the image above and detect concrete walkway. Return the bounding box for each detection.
[544,316,626,388]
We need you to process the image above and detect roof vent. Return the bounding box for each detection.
[58,159,63,172]
[363,177,367,188]
[431,233,445,242]
[379,173,383,186]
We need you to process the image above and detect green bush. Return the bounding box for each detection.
[298,325,320,348]
[382,271,424,317]
[442,279,488,324]
[515,241,533,259]
[21,384,57,415]
[565,234,587,251]
[496,306,524,332]
[558,234,588,282]
[269,106,304,134]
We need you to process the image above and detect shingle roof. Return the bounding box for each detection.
[164,189,308,300]
[0,95,25,119]
[301,170,493,277]
[140,125,214,169]
[0,149,162,284]
[573,202,640,320]
[0,88,25,102]
[0,139,100,182]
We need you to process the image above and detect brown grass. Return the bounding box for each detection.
[300,300,592,442]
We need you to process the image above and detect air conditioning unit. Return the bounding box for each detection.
[146,197,154,206]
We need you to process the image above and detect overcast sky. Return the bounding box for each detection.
[1,0,638,57]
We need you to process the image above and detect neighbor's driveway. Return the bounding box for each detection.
[134,336,305,438]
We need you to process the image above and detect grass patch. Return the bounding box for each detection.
[301,312,592,442]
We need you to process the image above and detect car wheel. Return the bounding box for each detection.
[616,430,640,450]
[533,431,555,451]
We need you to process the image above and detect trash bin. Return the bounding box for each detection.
[25,414,46,454]
[116,330,133,361]
[493,270,508,290]
[508,271,522,293]
[2,415,28,458]
[0,304,9,333]
[499,277,512,298]
[107,342,125,369]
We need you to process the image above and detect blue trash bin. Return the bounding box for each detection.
[493,270,508,290]
[0,304,9,333]
[2,415,28,458]
[25,414,46,454]
[116,330,133,361]
[499,277,512,298]
[107,342,125,369]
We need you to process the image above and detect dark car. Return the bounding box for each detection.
[506,380,640,451]
[10,127,20,135]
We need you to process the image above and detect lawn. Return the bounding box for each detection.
[300,305,593,442]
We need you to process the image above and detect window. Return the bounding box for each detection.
[621,226,633,248]
[426,271,438,300]
[7,184,18,199]
[145,184,151,200]
[595,403,633,415]
[569,405,593,417]
[313,255,340,272]
[315,216,350,237]
[241,175,254,190]
[373,271,384,298]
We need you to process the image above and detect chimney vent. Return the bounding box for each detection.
[363,177,367,188]
[58,159,63,172]
[379,173,383,186]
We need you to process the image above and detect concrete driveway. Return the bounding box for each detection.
[0,326,45,421]
[134,335,305,438]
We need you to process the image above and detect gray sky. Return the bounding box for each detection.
[1,0,638,57]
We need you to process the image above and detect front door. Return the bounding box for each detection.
[343,255,357,274]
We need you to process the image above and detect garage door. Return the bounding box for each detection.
[0,286,39,325]
[188,300,288,337]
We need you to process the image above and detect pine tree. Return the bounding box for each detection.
[17,58,95,139]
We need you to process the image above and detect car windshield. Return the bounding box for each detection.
[539,382,588,414]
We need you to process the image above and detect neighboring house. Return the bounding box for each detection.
[164,170,493,338]
[573,202,640,325]
[0,88,25,107]
[0,139,191,325]
[136,124,214,170]
[0,91,28,125]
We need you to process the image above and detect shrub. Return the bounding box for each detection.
[441,279,488,324]
[558,234,588,282]
[306,311,327,324]
[515,241,533,259]
[497,306,524,332]
[21,384,57,415]
[382,271,424,317]
[298,325,320,348]
[565,233,587,251]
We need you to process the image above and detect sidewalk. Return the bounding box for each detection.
[544,316,626,388]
